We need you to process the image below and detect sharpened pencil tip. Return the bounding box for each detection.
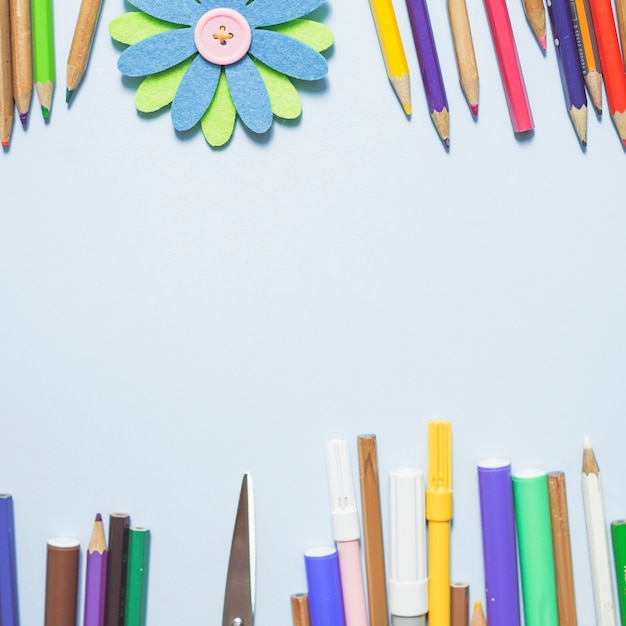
[41,106,50,120]
[19,112,28,126]
[470,103,478,117]
[403,102,411,116]
[444,138,450,148]
[584,436,591,449]
[1,138,8,148]
[540,34,547,50]
[95,513,102,522]
[66,89,74,104]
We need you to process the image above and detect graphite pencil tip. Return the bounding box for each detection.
[41,106,50,120]
[66,89,75,104]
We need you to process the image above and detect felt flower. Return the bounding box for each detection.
[109,0,334,146]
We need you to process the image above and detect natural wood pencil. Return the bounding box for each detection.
[291,593,312,626]
[523,0,547,49]
[357,435,388,626]
[9,0,32,125]
[615,0,626,68]
[547,472,578,626]
[0,0,13,147]
[450,583,469,626]
[66,0,103,103]
[447,0,479,115]
[471,600,487,626]
[582,438,617,626]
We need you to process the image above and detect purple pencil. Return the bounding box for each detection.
[547,0,588,145]
[477,460,522,626]
[84,514,108,626]
[0,495,19,626]
[405,0,450,146]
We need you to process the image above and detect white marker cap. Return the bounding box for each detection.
[325,439,360,542]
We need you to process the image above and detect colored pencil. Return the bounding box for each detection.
[367,0,411,114]
[0,0,12,147]
[447,0,479,115]
[66,0,103,103]
[405,0,450,145]
[8,0,31,125]
[615,0,626,67]
[304,548,346,626]
[477,460,522,626]
[357,435,388,626]
[105,513,131,626]
[586,0,626,143]
[582,438,617,626]
[569,0,603,112]
[471,600,487,626]
[291,593,312,626]
[0,495,19,626]
[547,0,587,145]
[450,583,469,626]
[31,0,54,118]
[426,421,453,626]
[124,527,150,626]
[512,470,559,626]
[547,472,578,626]
[483,0,534,132]
[523,0,547,49]
[85,514,108,626]
[45,538,81,626]
[611,520,626,626]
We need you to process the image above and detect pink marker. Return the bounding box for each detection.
[325,440,369,626]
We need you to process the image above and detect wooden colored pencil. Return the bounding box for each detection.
[357,435,388,626]
[31,0,54,118]
[104,513,131,626]
[582,438,617,626]
[471,600,487,626]
[84,514,108,626]
[447,0,479,115]
[8,0,32,125]
[367,0,411,115]
[0,0,12,147]
[406,0,450,146]
[615,0,626,67]
[611,520,626,626]
[523,0,547,49]
[45,538,80,626]
[450,583,469,626]
[483,0,534,132]
[569,0,603,112]
[124,527,150,626]
[547,0,587,145]
[547,472,578,626]
[66,0,103,103]
[586,0,626,143]
[291,593,312,626]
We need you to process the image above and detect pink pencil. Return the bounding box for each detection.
[483,0,534,132]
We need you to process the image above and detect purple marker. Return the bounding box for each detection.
[305,547,346,626]
[405,0,450,146]
[84,514,108,626]
[477,460,521,626]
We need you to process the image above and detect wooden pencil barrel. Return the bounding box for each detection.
[45,538,80,626]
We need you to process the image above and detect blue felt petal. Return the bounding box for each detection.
[243,0,324,27]
[250,29,328,80]
[225,56,272,133]
[118,29,197,77]
[127,0,206,26]
[171,56,221,131]
[198,0,247,11]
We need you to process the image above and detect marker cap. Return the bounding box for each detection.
[325,440,360,542]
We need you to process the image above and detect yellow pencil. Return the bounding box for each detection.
[368,0,411,115]
[426,421,453,626]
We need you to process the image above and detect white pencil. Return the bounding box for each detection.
[582,437,617,626]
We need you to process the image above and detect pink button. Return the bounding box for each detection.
[194,8,252,65]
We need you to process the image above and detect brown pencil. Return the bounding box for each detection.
[9,0,31,124]
[104,513,131,626]
[45,538,80,626]
[0,0,13,147]
[547,472,578,626]
[451,583,469,626]
[66,0,103,103]
[291,593,312,626]
[357,434,388,626]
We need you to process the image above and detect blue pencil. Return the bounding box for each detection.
[547,0,588,144]
[0,495,19,626]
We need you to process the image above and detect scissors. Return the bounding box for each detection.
[222,473,255,626]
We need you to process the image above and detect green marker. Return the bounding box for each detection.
[31,0,55,118]
[512,469,559,626]
[612,521,626,626]
[125,527,151,626]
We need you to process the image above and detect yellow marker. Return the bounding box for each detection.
[426,421,453,626]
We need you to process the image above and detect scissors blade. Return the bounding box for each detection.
[222,473,255,626]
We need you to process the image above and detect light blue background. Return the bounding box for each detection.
[1,0,625,624]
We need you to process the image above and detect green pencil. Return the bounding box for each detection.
[31,0,55,118]
[124,527,150,626]
[512,469,559,626]
[611,520,626,626]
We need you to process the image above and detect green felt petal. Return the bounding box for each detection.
[109,11,178,46]
[264,19,334,52]
[254,61,301,120]
[200,72,236,147]
[135,57,193,112]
